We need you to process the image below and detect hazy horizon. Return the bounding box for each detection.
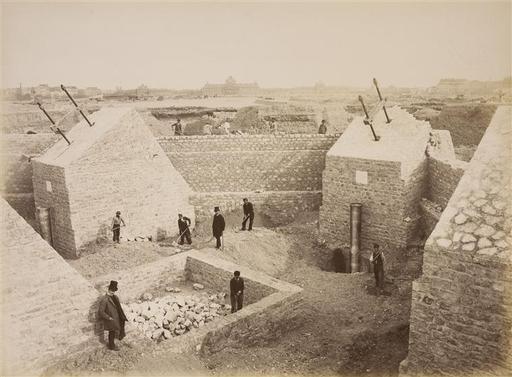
[2,2,511,90]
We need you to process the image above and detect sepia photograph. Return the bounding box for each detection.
[0,1,511,376]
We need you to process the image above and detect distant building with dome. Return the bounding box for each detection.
[201,76,260,96]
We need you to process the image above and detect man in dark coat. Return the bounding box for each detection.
[172,118,183,136]
[370,243,386,294]
[97,280,127,351]
[241,198,254,231]
[212,206,225,249]
[230,270,244,313]
[318,119,327,134]
[177,213,192,245]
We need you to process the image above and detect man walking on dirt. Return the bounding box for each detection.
[111,211,125,244]
[369,243,385,294]
[177,213,192,245]
[98,280,128,351]
[172,118,183,136]
[212,206,225,249]
[230,270,244,313]
[241,198,254,231]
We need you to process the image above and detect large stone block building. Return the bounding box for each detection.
[32,107,194,257]
[400,106,512,376]
[319,107,432,250]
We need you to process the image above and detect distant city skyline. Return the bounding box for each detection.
[2,2,510,90]
[3,75,512,92]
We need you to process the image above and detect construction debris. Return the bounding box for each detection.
[124,292,230,341]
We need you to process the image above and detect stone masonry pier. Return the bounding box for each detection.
[400,106,512,376]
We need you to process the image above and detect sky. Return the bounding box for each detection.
[1,1,511,90]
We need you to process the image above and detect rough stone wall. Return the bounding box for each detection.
[183,251,303,354]
[158,134,338,192]
[400,106,512,376]
[403,159,429,244]
[201,290,304,354]
[428,156,467,208]
[419,198,442,239]
[185,254,277,305]
[0,199,98,375]
[190,191,322,225]
[1,134,59,193]
[0,134,59,226]
[320,157,420,250]
[31,160,77,256]
[134,251,303,356]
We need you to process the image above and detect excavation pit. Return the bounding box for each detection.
[92,249,303,355]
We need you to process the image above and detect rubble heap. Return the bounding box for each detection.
[125,292,230,341]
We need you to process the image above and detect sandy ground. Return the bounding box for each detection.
[48,213,422,376]
[68,241,183,279]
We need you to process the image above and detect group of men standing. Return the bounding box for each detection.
[112,198,255,250]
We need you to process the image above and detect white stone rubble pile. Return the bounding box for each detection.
[125,291,230,341]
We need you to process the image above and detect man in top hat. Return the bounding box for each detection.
[172,118,183,136]
[111,211,126,244]
[212,206,225,249]
[177,213,192,245]
[369,243,386,294]
[241,198,254,231]
[230,270,244,313]
[97,280,127,351]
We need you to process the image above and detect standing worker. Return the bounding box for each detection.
[241,198,254,231]
[177,213,192,245]
[172,118,183,136]
[97,280,128,351]
[212,206,225,249]
[111,211,126,244]
[369,243,386,294]
[318,119,328,134]
[230,270,244,313]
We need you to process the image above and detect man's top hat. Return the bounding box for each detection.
[214,206,220,212]
[108,280,118,292]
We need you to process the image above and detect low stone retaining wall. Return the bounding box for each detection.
[93,253,188,301]
[90,250,303,357]
[185,252,278,305]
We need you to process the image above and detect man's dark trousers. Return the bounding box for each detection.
[230,293,243,313]
[108,331,116,349]
[242,213,254,231]
[374,264,384,289]
[179,230,192,245]
[214,234,222,248]
[112,226,120,242]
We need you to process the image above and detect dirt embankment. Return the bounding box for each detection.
[429,104,497,147]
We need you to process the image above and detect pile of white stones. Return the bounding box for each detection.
[124,291,230,341]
